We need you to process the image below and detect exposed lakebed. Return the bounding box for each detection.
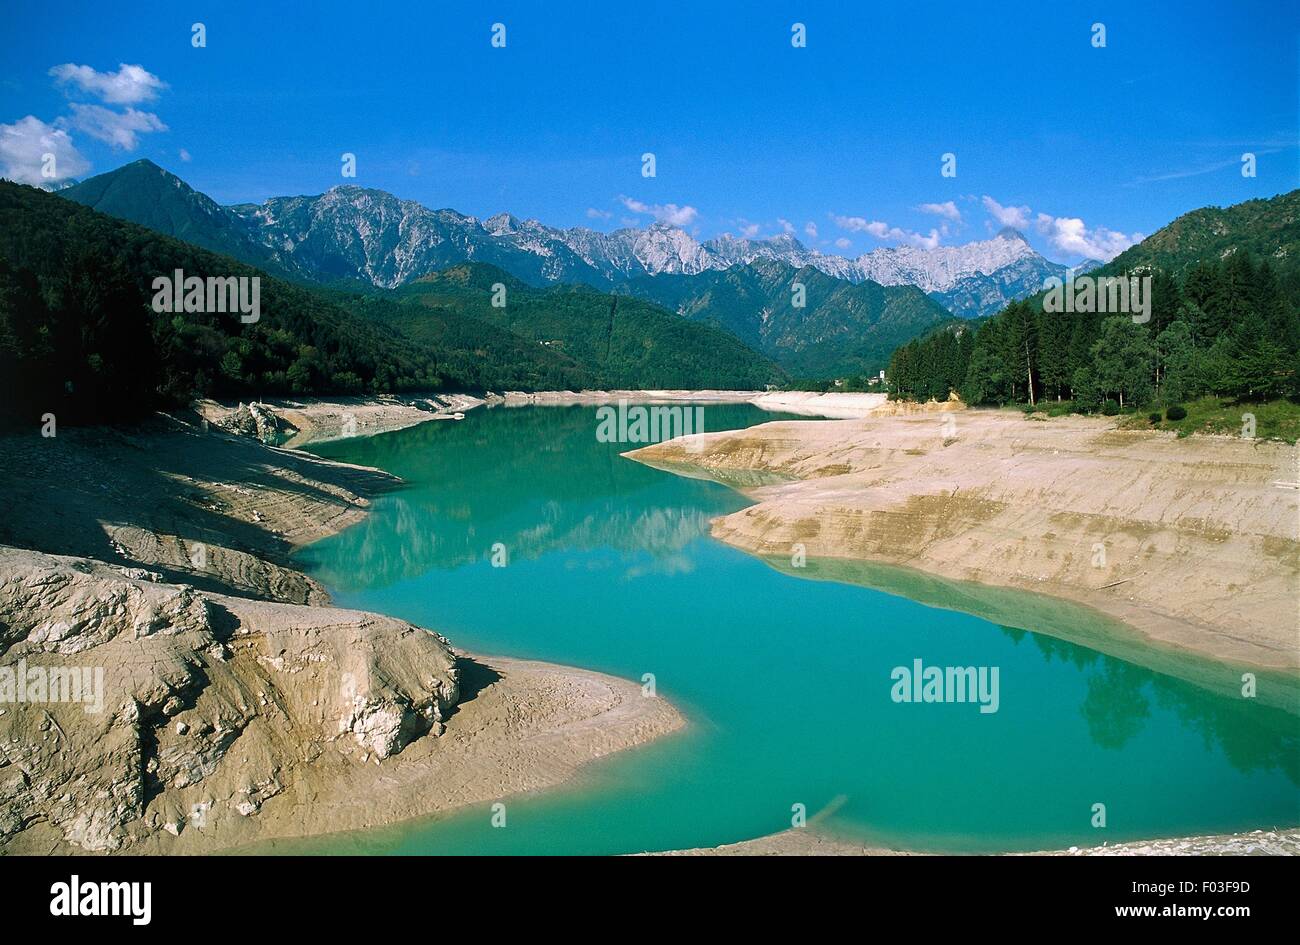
[289,404,1298,854]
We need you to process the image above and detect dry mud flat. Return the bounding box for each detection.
[662,828,1300,856]
[496,388,889,418]
[0,413,679,854]
[629,408,1300,693]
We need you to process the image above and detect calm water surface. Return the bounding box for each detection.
[284,405,1298,854]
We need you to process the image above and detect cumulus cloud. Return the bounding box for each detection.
[804,221,818,239]
[585,207,611,220]
[981,195,1031,229]
[834,237,852,249]
[49,62,167,104]
[620,195,698,227]
[777,218,795,234]
[179,148,192,162]
[831,214,941,250]
[917,200,961,222]
[0,115,90,185]
[60,103,166,150]
[1034,213,1141,261]
[981,193,1140,261]
[739,222,761,238]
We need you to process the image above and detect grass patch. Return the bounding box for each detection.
[1118,396,1300,443]
[1018,400,1086,418]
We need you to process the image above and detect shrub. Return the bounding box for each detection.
[1166,405,1187,421]
[1148,412,1162,424]
[1102,399,1120,416]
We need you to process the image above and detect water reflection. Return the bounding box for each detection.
[302,405,764,589]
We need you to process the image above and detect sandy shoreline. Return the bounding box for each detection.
[492,388,889,418]
[3,393,1295,855]
[627,407,1300,679]
[660,828,1300,856]
[190,390,889,453]
[0,410,680,854]
[625,400,1298,855]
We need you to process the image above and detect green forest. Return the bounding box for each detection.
[888,190,1300,417]
[889,253,1299,411]
[0,182,452,424]
[392,263,786,390]
[0,182,781,427]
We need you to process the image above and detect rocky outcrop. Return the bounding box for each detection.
[206,402,284,443]
[0,547,458,851]
[196,394,485,448]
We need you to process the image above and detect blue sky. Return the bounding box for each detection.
[3,0,1296,263]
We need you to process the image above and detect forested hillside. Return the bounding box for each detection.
[0,183,584,425]
[887,190,1300,412]
[393,263,787,390]
[625,258,952,379]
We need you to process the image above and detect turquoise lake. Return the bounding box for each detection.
[288,404,1299,854]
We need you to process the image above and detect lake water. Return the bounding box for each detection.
[288,404,1298,854]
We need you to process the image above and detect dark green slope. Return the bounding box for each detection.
[60,159,285,274]
[887,189,1300,408]
[625,259,953,379]
[328,288,598,392]
[1103,189,1300,284]
[391,263,787,389]
[0,182,585,424]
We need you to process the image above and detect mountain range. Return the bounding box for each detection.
[622,258,955,378]
[63,161,1097,321]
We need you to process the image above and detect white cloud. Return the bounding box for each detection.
[585,207,611,220]
[1034,213,1141,261]
[739,222,761,238]
[60,103,166,150]
[804,221,818,239]
[834,237,852,249]
[49,63,167,105]
[831,214,876,234]
[917,200,961,222]
[620,195,698,227]
[0,115,90,185]
[832,214,940,249]
[179,148,192,162]
[981,195,1031,229]
[777,218,795,234]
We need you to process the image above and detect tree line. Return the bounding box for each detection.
[886,251,1299,410]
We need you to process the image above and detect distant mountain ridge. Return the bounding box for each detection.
[63,161,1096,318]
[623,257,955,378]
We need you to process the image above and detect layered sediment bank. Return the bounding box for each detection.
[631,401,1298,856]
[628,407,1300,678]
